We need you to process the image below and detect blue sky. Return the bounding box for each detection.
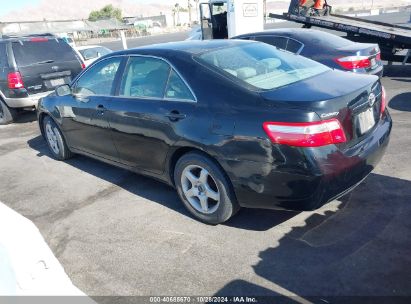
[0,0,40,15]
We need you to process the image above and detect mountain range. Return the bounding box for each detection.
[1,0,410,22]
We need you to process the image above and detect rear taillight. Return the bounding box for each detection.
[7,72,24,89]
[263,119,347,147]
[381,86,387,116]
[81,62,86,69]
[376,52,381,61]
[335,56,371,70]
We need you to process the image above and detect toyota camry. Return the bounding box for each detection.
[37,40,392,224]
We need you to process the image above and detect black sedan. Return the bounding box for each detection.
[234,28,383,76]
[37,40,391,224]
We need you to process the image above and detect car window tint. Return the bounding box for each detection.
[199,42,329,90]
[254,36,287,50]
[120,56,171,99]
[80,47,111,60]
[0,43,6,68]
[286,39,303,54]
[73,57,121,96]
[165,70,195,101]
[12,38,77,67]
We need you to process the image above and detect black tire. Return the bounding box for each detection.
[0,99,18,125]
[174,152,239,224]
[42,116,73,160]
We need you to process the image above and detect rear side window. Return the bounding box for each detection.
[120,56,195,101]
[254,36,287,50]
[286,39,303,54]
[120,57,171,99]
[0,43,6,68]
[12,38,78,67]
[165,70,195,101]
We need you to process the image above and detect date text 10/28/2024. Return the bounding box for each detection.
[149,297,258,303]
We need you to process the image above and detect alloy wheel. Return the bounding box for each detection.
[45,122,60,155]
[0,103,4,120]
[181,165,221,214]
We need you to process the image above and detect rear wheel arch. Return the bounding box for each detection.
[0,96,18,125]
[172,148,240,224]
[38,112,48,137]
[168,147,235,192]
[168,147,205,186]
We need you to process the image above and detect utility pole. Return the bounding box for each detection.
[263,0,267,23]
[194,0,199,24]
[188,0,192,25]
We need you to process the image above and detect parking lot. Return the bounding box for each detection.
[0,53,410,301]
[2,1,411,293]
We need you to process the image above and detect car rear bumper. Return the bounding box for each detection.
[3,91,52,108]
[226,112,392,211]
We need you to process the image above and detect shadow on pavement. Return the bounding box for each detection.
[388,92,411,112]
[224,208,297,232]
[27,135,297,230]
[14,110,37,124]
[383,64,411,78]
[27,135,192,220]
[214,173,411,299]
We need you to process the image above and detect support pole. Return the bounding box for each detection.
[120,30,128,50]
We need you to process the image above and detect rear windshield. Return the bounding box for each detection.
[79,47,111,60]
[198,42,329,90]
[12,38,78,67]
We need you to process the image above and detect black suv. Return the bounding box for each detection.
[0,35,84,124]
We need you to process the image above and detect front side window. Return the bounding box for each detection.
[73,57,121,96]
[198,42,330,90]
[120,56,195,101]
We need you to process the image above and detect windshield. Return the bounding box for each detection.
[198,42,330,90]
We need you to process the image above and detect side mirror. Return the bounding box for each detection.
[55,84,72,97]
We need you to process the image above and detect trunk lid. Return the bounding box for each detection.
[259,69,383,149]
[12,38,83,94]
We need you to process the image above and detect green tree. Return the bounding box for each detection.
[89,4,123,22]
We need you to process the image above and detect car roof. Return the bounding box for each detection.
[236,28,350,43]
[0,34,58,43]
[112,39,256,57]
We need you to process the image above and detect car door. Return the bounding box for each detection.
[105,55,198,175]
[61,56,124,160]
